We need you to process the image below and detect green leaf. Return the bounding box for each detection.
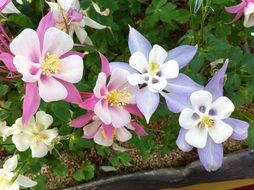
[51,102,70,122]
[0,85,9,98]
[248,125,254,149]
[8,14,34,28]
[32,176,47,190]
[73,161,95,181]
[52,163,68,177]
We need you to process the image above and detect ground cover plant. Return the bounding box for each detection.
[0,0,253,189]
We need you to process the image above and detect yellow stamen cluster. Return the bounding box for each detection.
[199,116,214,128]
[42,53,61,76]
[32,124,49,144]
[147,62,160,76]
[107,88,131,107]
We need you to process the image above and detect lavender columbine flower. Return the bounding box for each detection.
[110,27,199,123]
[170,60,249,172]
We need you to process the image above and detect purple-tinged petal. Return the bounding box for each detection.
[0,0,10,12]
[100,53,110,77]
[131,121,148,136]
[0,52,16,72]
[136,87,160,123]
[163,92,192,113]
[197,136,223,172]
[205,59,228,100]
[71,112,95,128]
[165,45,198,69]
[176,128,193,152]
[124,104,144,119]
[128,26,152,58]
[61,81,82,105]
[166,73,203,94]
[22,82,41,124]
[223,118,249,140]
[110,62,137,74]
[37,12,55,48]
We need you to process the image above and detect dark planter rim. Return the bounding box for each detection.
[64,149,254,190]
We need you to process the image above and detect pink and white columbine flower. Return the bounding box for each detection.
[225,0,254,27]
[9,12,84,124]
[47,0,106,44]
[72,112,147,147]
[0,0,20,14]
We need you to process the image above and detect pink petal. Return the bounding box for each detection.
[225,2,246,13]
[0,52,16,72]
[22,82,41,124]
[61,51,86,59]
[103,124,114,139]
[79,95,98,111]
[37,12,56,48]
[130,121,148,136]
[60,81,82,104]
[83,120,101,139]
[94,127,113,146]
[100,53,110,77]
[38,77,67,102]
[94,99,111,125]
[71,112,95,128]
[109,106,131,128]
[124,104,144,118]
[54,55,83,83]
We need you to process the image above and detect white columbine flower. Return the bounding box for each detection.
[47,0,106,44]
[0,155,37,190]
[128,44,179,93]
[10,111,58,158]
[179,90,235,148]
[0,122,12,141]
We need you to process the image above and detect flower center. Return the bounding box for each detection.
[107,88,131,107]
[42,53,61,76]
[199,116,214,128]
[147,62,160,76]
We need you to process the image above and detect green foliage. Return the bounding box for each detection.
[73,161,95,181]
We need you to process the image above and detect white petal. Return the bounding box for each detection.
[57,0,74,11]
[35,111,53,129]
[147,76,167,92]
[41,128,58,143]
[73,25,87,44]
[109,107,131,128]
[115,127,132,142]
[94,127,113,147]
[54,55,83,83]
[93,72,107,98]
[12,133,31,152]
[31,141,49,158]
[160,59,179,79]
[38,77,67,102]
[179,108,200,129]
[148,44,167,65]
[128,73,146,86]
[210,96,235,120]
[2,2,20,14]
[13,55,41,83]
[129,52,148,73]
[107,69,129,91]
[16,175,37,188]
[185,126,208,148]
[208,120,233,144]
[42,27,73,57]
[190,90,212,113]
[84,16,106,29]
[3,155,18,172]
[83,120,101,138]
[10,29,40,62]
[94,99,111,125]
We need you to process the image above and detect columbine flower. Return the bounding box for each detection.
[110,27,199,123]
[47,0,106,44]
[71,54,147,146]
[225,0,254,27]
[9,12,84,123]
[10,111,58,158]
[170,60,249,171]
[0,155,37,190]
[72,113,147,147]
[0,121,12,141]
[0,0,20,14]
